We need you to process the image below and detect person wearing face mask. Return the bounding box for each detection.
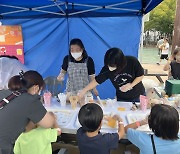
[0,70,57,154]
[163,47,180,80]
[78,48,145,102]
[57,38,98,97]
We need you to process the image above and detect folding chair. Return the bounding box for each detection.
[44,76,64,97]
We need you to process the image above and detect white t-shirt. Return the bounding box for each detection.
[161,42,169,55]
[0,57,28,90]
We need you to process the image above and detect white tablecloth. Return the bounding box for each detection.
[45,98,151,134]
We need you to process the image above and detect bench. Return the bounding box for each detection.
[144,69,168,83]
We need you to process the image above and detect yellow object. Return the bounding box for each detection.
[16,49,22,55]
[107,117,117,128]
[117,107,126,111]
[69,96,78,109]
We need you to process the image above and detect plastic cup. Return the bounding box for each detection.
[58,93,67,107]
[140,95,148,111]
[43,92,52,107]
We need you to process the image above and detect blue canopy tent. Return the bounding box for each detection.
[0,0,162,98]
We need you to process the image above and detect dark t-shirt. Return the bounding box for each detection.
[77,127,119,154]
[62,55,95,75]
[170,61,180,79]
[0,90,47,148]
[95,56,145,101]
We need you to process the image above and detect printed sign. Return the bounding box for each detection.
[0,25,24,63]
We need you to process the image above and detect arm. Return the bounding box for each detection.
[78,79,99,99]
[112,115,125,139]
[57,69,66,81]
[125,119,147,133]
[89,75,99,96]
[120,75,144,92]
[37,112,56,128]
[131,75,144,88]
[163,60,171,71]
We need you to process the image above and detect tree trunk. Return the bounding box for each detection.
[172,0,180,53]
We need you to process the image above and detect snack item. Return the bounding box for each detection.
[69,95,78,109]
[107,117,117,128]
[117,107,126,111]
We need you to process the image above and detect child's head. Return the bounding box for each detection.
[78,103,103,132]
[173,47,180,62]
[69,38,88,60]
[148,104,179,140]
[8,75,22,91]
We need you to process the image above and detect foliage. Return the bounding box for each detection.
[144,0,176,36]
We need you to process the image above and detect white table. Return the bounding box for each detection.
[45,98,151,134]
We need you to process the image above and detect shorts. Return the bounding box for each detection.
[160,54,168,60]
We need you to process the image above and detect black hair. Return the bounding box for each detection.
[148,104,179,140]
[104,48,127,73]
[20,70,45,90]
[8,75,22,91]
[69,38,88,60]
[173,47,180,56]
[78,103,103,132]
[0,55,18,60]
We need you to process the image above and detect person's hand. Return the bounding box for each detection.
[77,90,86,100]
[57,73,64,81]
[119,83,132,92]
[112,114,123,122]
[140,115,149,126]
[93,88,99,96]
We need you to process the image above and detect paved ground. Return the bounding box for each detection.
[140,47,168,83]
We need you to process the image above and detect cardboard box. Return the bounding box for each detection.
[165,80,180,96]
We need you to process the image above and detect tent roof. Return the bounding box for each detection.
[0,0,162,18]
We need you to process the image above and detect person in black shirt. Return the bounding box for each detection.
[163,47,180,79]
[77,103,124,154]
[78,48,145,102]
[57,38,98,97]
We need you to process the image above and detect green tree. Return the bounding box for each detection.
[145,0,176,37]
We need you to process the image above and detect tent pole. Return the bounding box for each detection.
[139,15,144,63]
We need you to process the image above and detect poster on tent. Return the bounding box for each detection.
[0,25,24,63]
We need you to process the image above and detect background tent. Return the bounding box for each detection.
[0,0,162,98]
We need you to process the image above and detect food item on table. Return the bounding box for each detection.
[103,115,117,128]
[69,95,78,109]
[107,117,117,128]
[101,100,107,105]
[117,107,126,111]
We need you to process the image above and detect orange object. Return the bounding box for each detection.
[107,117,117,128]
[117,107,126,111]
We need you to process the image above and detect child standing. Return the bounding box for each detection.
[163,47,180,79]
[14,113,61,154]
[77,103,124,154]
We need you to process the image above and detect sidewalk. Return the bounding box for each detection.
[140,47,168,83]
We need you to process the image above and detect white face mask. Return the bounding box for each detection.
[108,66,117,71]
[71,52,82,59]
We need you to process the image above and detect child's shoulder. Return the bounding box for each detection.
[101,133,119,141]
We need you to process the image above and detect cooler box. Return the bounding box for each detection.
[165,80,180,96]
